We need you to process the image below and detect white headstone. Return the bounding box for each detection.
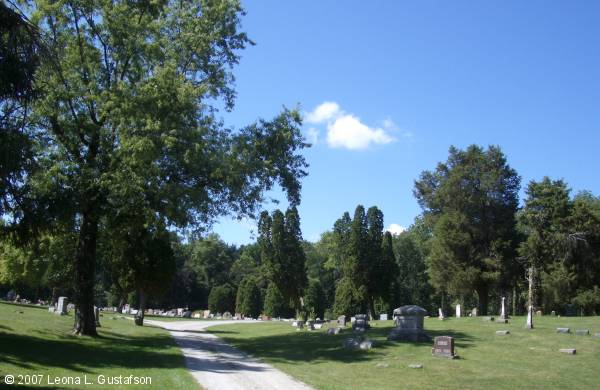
[56,296,68,315]
[500,297,506,319]
[438,308,445,320]
[455,304,461,318]
[379,313,388,321]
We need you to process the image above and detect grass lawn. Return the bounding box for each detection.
[209,315,600,390]
[0,302,199,389]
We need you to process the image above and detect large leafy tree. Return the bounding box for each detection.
[414,145,520,314]
[0,3,40,218]
[10,0,308,335]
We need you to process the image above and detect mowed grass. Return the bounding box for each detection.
[209,315,600,390]
[0,302,199,389]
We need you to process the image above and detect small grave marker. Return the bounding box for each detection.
[559,348,576,354]
[432,336,457,359]
[556,327,570,334]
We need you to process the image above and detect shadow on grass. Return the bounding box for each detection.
[211,324,477,365]
[0,330,184,373]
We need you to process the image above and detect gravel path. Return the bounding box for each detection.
[146,319,313,390]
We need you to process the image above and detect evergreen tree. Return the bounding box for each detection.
[414,145,520,314]
[304,279,326,319]
[208,284,235,314]
[235,276,262,318]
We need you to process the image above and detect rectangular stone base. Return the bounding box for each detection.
[495,319,508,323]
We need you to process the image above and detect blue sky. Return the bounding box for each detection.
[212,0,600,245]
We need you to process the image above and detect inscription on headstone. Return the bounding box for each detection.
[432,336,456,359]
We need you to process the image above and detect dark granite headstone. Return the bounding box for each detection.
[388,305,430,341]
[432,336,457,359]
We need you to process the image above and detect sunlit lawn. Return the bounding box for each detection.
[0,302,198,389]
[209,315,600,390]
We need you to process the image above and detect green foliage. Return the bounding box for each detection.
[415,145,520,314]
[263,282,290,318]
[208,284,235,313]
[259,207,307,311]
[391,222,433,311]
[304,279,326,319]
[572,286,600,315]
[235,276,262,318]
[333,277,362,318]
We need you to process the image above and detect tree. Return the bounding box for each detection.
[259,208,307,315]
[208,284,235,314]
[0,3,40,215]
[304,279,326,319]
[235,275,261,318]
[414,145,520,314]
[14,0,308,335]
[517,178,572,310]
[263,282,290,318]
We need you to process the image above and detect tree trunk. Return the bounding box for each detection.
[117,297,125,314]
[72,210,98,336]
[368,295,376,320]
[476,285,489,315]
[135,289,146,326]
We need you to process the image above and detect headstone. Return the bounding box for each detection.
[359,340,373,350]
[223,311,232,320]
[496,296,508,323]
[48,305,55,313]
[388,305,430,341]
[575,329,589,336]
[526,305,534,329]
[496,330,510,335]
[55,296,68,315]
[432,336,457,359]
[379,313,388,321]
[559,348,576,354]
[203,310,211,318]
[352,314,369,332]
[471,308,478,317]
[438,308,445,320]
[261,315,271,321]
[343,337,361,350]
[182,311,192,318]
[94,306,101,327]
[556,327,570,334]
[337,315,346,327]
[314,323,323,329]
[350,316,356,324]
[455,304,461,318]
[327,327,342,335]
[536,310,542,316]
[292,320,299,327]
[193,313,201,319]
[408,364,424,369]
[551,310,556,316]
[482,316,495,322]
[6,290,16,301]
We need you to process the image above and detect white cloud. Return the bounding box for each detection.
[386,223,406,236]
[305,102,341,124]
[305,102,396,150]
[306,127,319,145]
[327,114,394,150]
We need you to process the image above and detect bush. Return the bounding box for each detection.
[235,276,262,318]
[208,284,235,313]
[572,286,600,315]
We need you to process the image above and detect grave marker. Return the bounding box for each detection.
[432,336,457,359]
